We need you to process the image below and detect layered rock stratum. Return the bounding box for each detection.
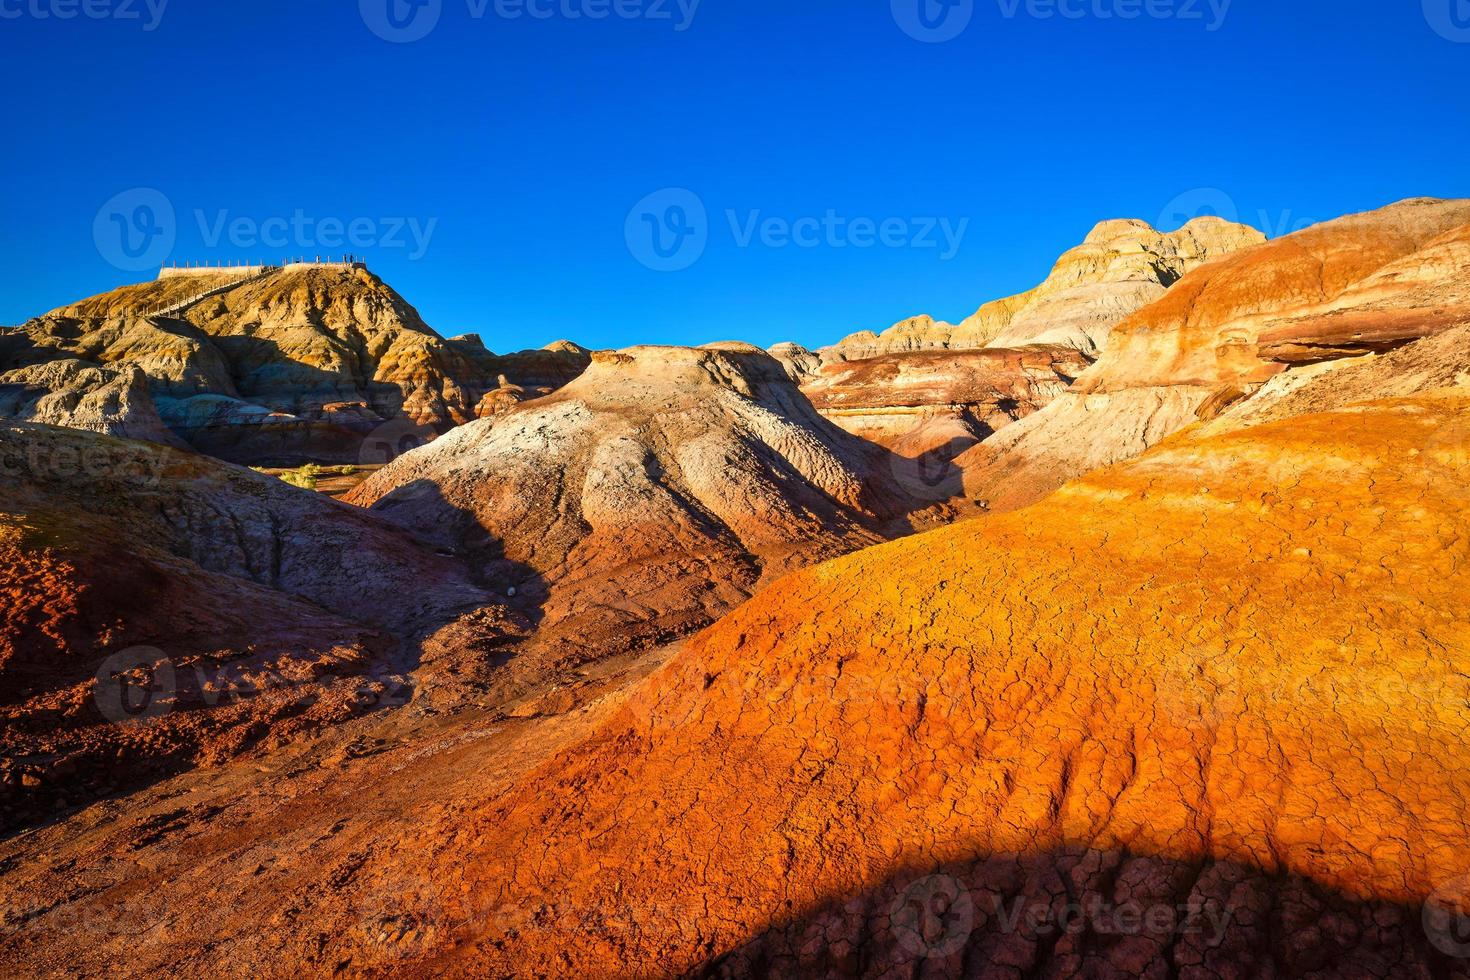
[800,345,1089,448]
[961,197,1470,510]
[791,216,1264,454]
[347,343,927,686]
[824,216,1265,361]
[1,266,590,464]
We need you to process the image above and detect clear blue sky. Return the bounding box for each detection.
[2,0,1467,352]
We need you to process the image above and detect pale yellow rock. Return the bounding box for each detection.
[823,216,1265,361]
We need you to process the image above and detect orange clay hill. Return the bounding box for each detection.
[411,383,1470,979]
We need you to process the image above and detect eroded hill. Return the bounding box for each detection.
[348,343,934,689]
[960,197,1470,510]
[1,265,590,464]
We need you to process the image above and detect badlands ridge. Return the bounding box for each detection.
[1,197,1468,978]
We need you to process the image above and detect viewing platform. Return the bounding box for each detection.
[158,256,368,280]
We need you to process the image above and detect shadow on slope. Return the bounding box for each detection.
[696,848,1469,979]
[0,424,539,835]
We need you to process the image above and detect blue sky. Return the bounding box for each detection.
[1,0,1467,352]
